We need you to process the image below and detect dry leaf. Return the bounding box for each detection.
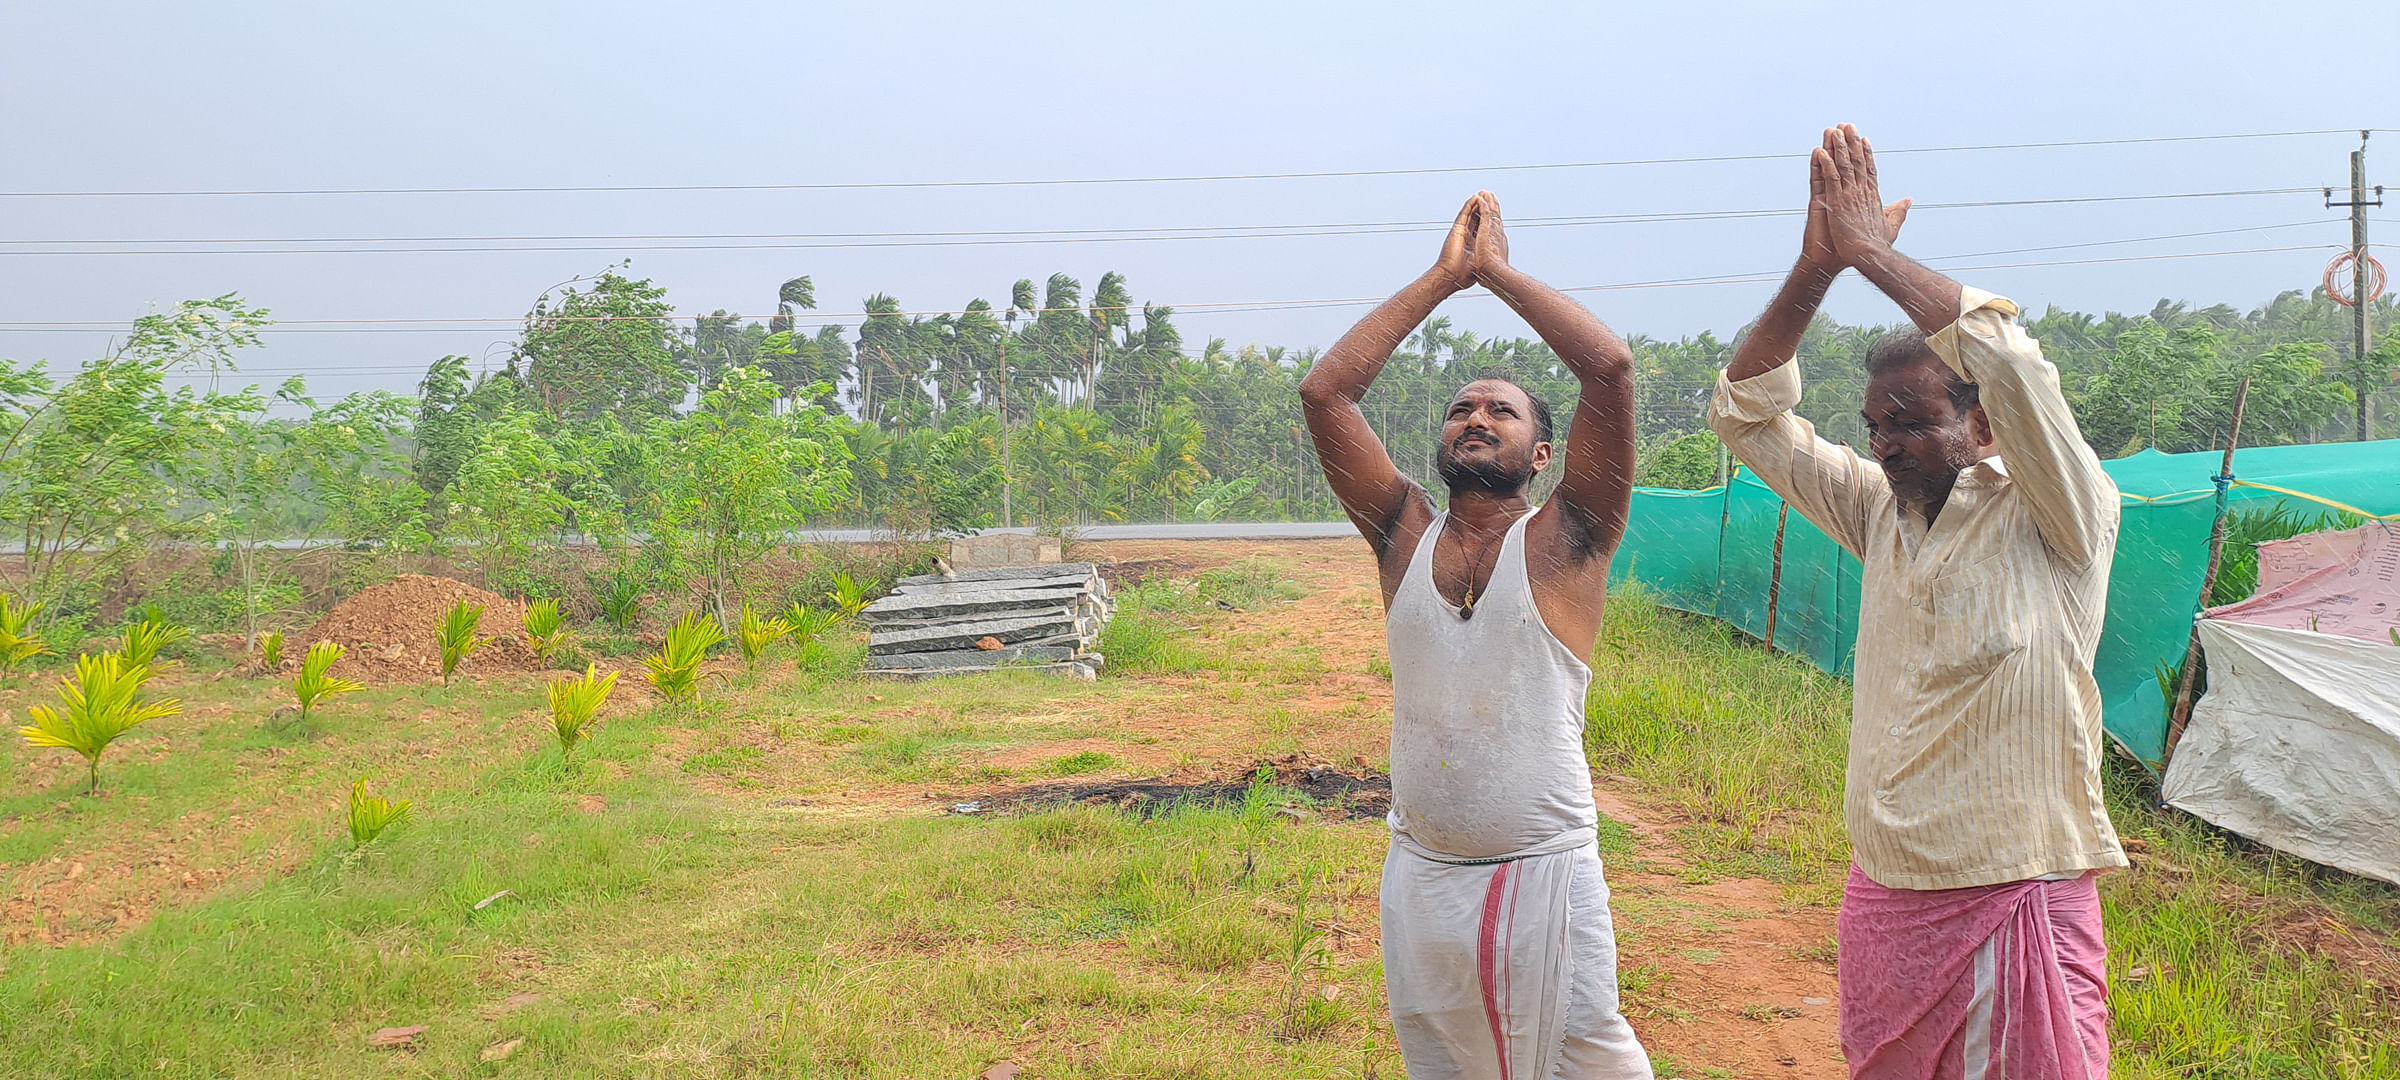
[480,1037,524,1062]
[473,890,516,911]
[367,1026,426,1050]
[974,636,1004,651]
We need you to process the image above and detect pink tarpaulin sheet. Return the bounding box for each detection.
[2204,522,2400,643]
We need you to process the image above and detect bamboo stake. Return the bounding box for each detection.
[2162,376,2251,771]
[1764,502,1790,650]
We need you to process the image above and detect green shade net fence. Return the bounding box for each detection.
[1607,438,2400,767]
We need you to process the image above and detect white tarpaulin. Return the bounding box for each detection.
[2162,619,2400,886]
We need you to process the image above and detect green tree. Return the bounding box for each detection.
[519,270,688,423]
[649,367,852,626]
[0,296,264,619]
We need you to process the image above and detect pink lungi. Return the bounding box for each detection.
[1836,866,2109,1080]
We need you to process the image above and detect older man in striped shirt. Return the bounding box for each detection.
[1710,125,2126,1079]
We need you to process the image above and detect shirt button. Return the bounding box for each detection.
[1887,725,1904,737]
[1905,662,1918,673]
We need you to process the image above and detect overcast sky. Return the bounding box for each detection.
[3,1,2392,403]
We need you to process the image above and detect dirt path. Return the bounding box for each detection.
[1071,539,1852,1076]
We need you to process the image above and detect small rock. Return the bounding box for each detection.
[983,1063,1023,1080]
[367,1025,426,1050]
[480,1037,524,1062]
[1801,996,1830,1006]
[66,862,85,880]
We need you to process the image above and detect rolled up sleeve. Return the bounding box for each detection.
[1927,288,2119,567]
[1709,360,1883,558]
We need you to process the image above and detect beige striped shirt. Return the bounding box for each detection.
[1709,287,2128,890]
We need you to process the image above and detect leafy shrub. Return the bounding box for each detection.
[645,612,724,704]
[293,641,364,726]
[348,778,411,847]
[1634,430,1726,491]
[736,602,792,667]
[523,598,573,662]
[19,652,181,793]
[435,599,486,686]
[258,631,285,673]
[0,595,50,675]
[546,663,619,760]
[594,570,645,630]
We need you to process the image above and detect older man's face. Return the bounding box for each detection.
[1435,380,1550,494]
[1863,359,1988,507]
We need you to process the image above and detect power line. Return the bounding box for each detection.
[0,129,2354,199]
[0,189,2328,256]
[0,240,2339,343]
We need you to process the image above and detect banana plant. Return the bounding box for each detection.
[19,652,181,794]
[736,602,792,667]
[523,598,572,663]
[0,595,49,676]
[547,663,619,760]
[436,599,486,686]
[348,778,411,847]
[293,641,365,726]
[643,612,724,704]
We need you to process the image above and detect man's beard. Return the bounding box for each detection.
[1435,437,1534,494]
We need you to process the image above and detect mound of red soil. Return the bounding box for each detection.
[300,574,540,680]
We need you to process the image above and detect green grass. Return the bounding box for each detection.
[1586,586,1853,895]
[1588,584,2400,1080]
[0,785,1394,1077]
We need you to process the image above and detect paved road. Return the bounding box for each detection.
[18,522,1365,555]
[795,522,1359,543]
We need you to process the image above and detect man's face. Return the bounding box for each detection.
[1862,358,1990,507]
[1434,380,1550,494]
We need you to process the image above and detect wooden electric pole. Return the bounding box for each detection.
[2327,131,2384,441]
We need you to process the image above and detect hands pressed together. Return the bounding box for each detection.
[1434,123,1908,292]
[1430,190,1512,293]
[1802,123,1912,274]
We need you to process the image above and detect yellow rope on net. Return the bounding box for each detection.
[2225,479,2400,521]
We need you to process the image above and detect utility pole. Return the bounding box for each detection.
[998,334,1014,529]
[2326,130,2385,441]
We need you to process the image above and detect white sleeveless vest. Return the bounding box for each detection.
[1385,509,1601,863]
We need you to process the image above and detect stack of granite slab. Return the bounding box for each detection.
[862,562,1110,681]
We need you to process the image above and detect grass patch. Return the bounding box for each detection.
[0,794,1394,1077]
[1585,585,1852,894]
[1045,750,1120,776]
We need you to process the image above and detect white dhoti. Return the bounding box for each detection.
[1382,841,1651,1079]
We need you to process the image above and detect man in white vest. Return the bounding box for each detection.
[1300,192,1652,1079]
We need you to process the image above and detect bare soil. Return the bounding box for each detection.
[301,574,541,680]
[980,751,1393,822]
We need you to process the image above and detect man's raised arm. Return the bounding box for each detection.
[1298,194,1482,557]
[1822,125,2117,566]
[1708,131,1910,557]
[1466,195,1635,561]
